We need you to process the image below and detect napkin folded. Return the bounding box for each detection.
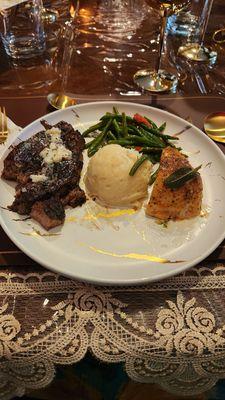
[0,0,27,10]
[0,113,21,158]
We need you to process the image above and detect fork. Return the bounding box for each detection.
[0,106,8,144]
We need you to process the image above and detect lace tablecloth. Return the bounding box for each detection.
[1,264,225,399]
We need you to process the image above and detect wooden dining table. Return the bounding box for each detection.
[0,1,225,399]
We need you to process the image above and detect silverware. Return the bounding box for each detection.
[0,106,8,144]
[204,112,225,143]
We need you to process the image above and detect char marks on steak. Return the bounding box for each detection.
[2,120,86,230]
[30,197,65,231]
[2,131,51,181]
[61,186,86,208]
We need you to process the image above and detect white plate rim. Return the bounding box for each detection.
[0,100,225,285]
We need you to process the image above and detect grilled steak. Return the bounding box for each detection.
[2,120,86,230]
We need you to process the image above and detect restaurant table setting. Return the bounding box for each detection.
[0,1,225,399]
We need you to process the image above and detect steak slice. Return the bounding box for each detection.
[30,197,65,230]
[61,186,86,208]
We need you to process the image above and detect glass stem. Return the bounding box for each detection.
[156,5,170,73]
[199,0,214,46]
[60,22,74,93]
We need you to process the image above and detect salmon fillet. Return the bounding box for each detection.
[146,147,203,220]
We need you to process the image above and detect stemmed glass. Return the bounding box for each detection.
[47,0,80,108]
[133,0,190,93]
[178,0,217,64]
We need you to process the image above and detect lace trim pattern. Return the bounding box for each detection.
[1,264,225,294]
[0,264,225,399]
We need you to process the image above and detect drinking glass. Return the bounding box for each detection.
[47,1,80,106]
[177,0,217,64]
[0,0,46,59]
[133,0,189,93]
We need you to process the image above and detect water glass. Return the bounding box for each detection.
[167,0,213,43]
[177,0,217,64]
[0,0,46,59]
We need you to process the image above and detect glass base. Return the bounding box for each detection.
[47,93,77,110]
[133,69,178,93]
[2,34,45,60]
[178,43,217,65]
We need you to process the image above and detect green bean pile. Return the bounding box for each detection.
[82,107,180,176]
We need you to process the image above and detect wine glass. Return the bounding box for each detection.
[133,0,190,93]
[47,0,80,109]
[177,0,217,64]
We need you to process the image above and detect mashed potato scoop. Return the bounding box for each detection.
[85,144,152,208]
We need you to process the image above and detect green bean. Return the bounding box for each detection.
[113,106,119,115]
[126,135,165,147]
[88,146,100,157]
[87,118,113,156]
[126,135,151,145]
[98,117,113,137]
[159,122,166,132]
[144,116,158,130]
[122,112,128,137]
[82,121,105,137]
[108,139,135,146]
[141,125,178,143]
[128,125,143,136]
[141,147,163,153]
[85,130,107,148]
[169,143,182,150]
[138,128,149,139]
[140,123,163,136]
[107,130,117,140]
[139,129,166,147]
[101,114,134,124]
[112,119,121,136]
[85,138,97,149]
[108,138,161,148]
[149,167,159,186]
[164,135,179,141]
[129,155,149,176]
[85,109,181,163]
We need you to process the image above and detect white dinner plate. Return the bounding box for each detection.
[0,101,225,285]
